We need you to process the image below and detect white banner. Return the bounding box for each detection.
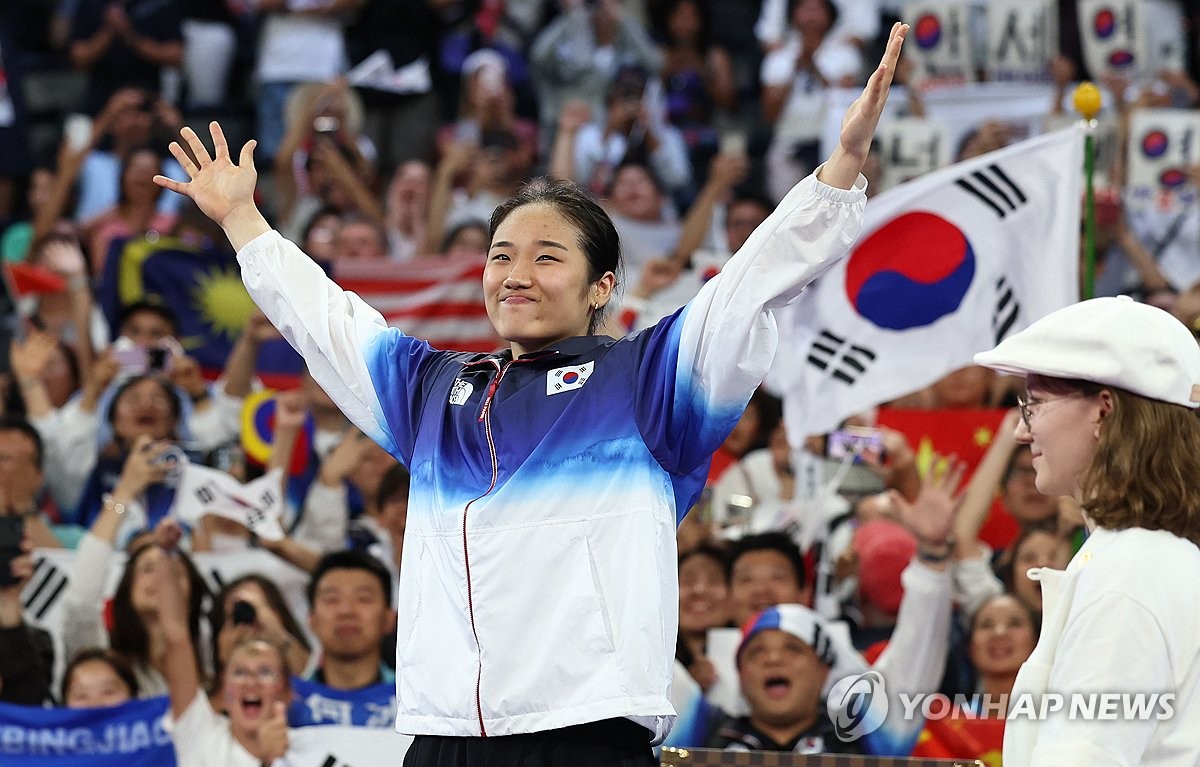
[1077,0,1184,81]
[875,118,951,191]
[772,127,1084,437]
[905,2,975,88]
[1125,108,1200,214]
[281,725,413,766]
[821,82,1055,169]
[986,0,1057,82]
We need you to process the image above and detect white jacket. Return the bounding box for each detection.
[237,171,865,741]
[1004,526,1200,766]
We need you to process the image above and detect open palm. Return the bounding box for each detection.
[153,122,258,227]
[839,22,908,159]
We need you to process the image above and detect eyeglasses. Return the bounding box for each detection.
[227,667,282,685]
[1015,394,1080,430]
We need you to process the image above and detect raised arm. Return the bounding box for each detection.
[153,122,431,463]
[819,22,907,190]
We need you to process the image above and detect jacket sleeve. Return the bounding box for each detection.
[867,561,953,755]
[634,169,865,476]
[237,231,445,465]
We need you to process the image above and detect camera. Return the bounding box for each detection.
[231,600,257,626]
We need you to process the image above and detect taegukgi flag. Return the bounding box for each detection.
[773,126,1083,438]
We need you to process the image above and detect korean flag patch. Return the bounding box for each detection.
[547,361,594,395]
[449,379,473,406]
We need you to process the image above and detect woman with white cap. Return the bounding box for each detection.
[974,295,1200,766]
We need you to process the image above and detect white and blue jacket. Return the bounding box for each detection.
[237,170,867,743]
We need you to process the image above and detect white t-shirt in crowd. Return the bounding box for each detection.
[163,691,261,767]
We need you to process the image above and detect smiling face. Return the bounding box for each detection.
[730,550,806,626]
[969,595,1036,680]
[1015,381,1106,500]
[484,203,613,357]
[222,641,289,735]
[678,552,729,635]
[65,659,134,708]
[738,629,828,732]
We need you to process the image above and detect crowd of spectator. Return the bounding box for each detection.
[0,0,1199,761]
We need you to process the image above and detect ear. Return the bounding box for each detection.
[591,271,616,309]
[1093,389,1114,438]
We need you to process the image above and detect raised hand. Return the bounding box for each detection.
[258,701,290,762]
[153,122,270,250]
[820,22,908,189]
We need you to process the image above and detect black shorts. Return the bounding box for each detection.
[402,717,658,767]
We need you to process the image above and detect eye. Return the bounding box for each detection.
[489,253,510,261]
[535,254,558,262]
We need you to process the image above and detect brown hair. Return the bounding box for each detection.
[62,648,139,704]
[1084,387,1200,545]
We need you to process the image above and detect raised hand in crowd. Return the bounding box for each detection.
[168,353,210,411]
[11,331,62,419]
[111,434,173,511]
[317,429,375,489]
[258,702,289,763]
[79,348,121,414]
[887,455,967,571]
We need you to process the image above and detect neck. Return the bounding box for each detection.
[321,655,380,690]
[749,710,819,748]
[980,673,1018,712]
[232,723,269,761]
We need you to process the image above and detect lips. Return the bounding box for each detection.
[764,676,792,699]
[241,697,264,718]
[500,295,533,305]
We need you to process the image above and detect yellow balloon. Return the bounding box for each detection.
[1073,82,1102,120]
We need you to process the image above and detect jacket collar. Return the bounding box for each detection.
[462,335,615,368]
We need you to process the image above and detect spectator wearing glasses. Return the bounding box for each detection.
[976,296,1200,766]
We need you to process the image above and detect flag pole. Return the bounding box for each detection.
[1073,82,1102,300]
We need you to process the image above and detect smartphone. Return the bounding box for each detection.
[64,113,93,153]
[231,599,257,626]
[826,426,886,466]
[0,515,24,588]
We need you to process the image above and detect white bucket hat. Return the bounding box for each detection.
[974,296,1200,408]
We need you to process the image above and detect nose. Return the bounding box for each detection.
[502,261,531,290]
[1014,417,1032,444]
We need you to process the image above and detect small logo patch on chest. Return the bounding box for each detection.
[449,378,474,405]
[546,362,594,395]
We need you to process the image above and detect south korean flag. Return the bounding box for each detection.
[546,361,594,395]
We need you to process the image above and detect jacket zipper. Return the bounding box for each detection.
[460,357,512,737]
